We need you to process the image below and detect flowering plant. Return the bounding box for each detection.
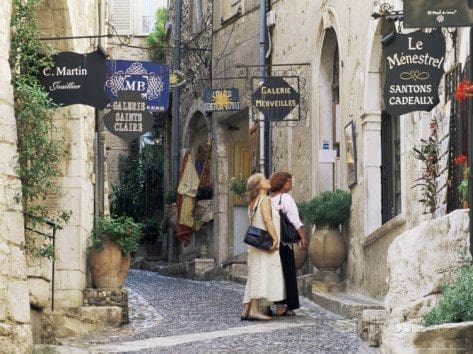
[229,174,247,198]
[455,80,473,101]
[455,154,469,207]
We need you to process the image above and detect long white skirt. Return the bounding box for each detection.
[243,245,285,303]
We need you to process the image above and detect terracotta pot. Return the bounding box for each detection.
[463,201,469,209]
[89,239,131,289]
[293,243,308,269]
[308,227,346,270]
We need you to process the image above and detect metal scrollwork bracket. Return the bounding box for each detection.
[371,2,403,22]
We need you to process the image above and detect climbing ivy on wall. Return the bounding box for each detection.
[146,8,168,62]
[10,0,70,257]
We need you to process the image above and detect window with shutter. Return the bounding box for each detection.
[110,0,132,35]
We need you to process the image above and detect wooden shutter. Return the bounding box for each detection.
[111,0,132,35]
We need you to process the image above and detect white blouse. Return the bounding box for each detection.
[271,193,304,229]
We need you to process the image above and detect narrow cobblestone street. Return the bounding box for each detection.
[58,270,377,353]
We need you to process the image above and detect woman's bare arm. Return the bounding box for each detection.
[260,196,278,243]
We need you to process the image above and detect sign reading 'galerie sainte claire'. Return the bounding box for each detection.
[383,30,446,117]
[104,91,155,142]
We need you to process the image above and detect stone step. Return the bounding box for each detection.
[310,291,384,319]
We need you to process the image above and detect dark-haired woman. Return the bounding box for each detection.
[269,172,307,316]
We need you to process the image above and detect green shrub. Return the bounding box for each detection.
[423,265,473,326]
[298,190,352,229]
[90,217,142,255]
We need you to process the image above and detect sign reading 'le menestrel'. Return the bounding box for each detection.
[404,0,473,28]
[38,50,108,109]
[104,91,154,142]
[203,88,240,112]
[383,30,446,117]
[252,77,300,121]
[105,60,170,112]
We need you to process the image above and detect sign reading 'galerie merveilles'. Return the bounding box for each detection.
[104,91,154,142]
[383,30,445,117]
[252,77,300,121]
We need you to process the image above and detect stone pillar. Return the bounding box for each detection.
[0,1,34,352]
[361,111,382,235]
[213,119,229,265]
[54,106,95,309]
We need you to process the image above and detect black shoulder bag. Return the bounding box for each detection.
[243,197,273,250]
[279,194,301,244]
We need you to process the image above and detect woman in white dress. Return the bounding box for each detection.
[241,173,285,321]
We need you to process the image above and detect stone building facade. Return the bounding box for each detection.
[166,0,265,266]
[0,1,34,352]
[268,0,469,299]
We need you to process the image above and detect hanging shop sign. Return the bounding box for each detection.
[404,0,473,28]
[37,50,108,109]
[105,60,170,112]
[169,69,186,88]
[383,30,446,116]
[103,91,155,142]
[252,76,300,121]
[203,88,240,112]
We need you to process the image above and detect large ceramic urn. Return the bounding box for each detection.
[309,227,346,281]
[89,239,131,288]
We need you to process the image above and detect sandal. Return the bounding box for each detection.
[240,303,250,321]
[275,305,288,316]
[247,311,272,321]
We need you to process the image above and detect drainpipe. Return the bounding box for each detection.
[95,0,104,220]
[259,0,267,175]
[171,0,182,190]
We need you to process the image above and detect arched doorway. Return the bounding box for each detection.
[318,28,341,193]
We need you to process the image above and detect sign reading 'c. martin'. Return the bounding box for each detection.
[37,50,108,109]
[383,30,446,117]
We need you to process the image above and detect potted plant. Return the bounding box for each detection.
[89,216,142,288]
[299,190,351,281]
[230,174,247,204]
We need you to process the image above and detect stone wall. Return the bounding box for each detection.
[382,209,471,352]
[0,0,34,352]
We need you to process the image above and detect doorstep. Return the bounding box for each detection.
[309,290,384,319]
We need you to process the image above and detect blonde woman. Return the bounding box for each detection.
[241,173,285,321]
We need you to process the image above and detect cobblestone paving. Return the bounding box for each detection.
[63,269,378,353]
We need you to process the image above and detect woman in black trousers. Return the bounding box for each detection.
[269,172,308,316]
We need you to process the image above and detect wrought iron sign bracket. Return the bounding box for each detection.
[371,2,403,22]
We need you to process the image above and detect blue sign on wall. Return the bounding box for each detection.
[105,60,170,112]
